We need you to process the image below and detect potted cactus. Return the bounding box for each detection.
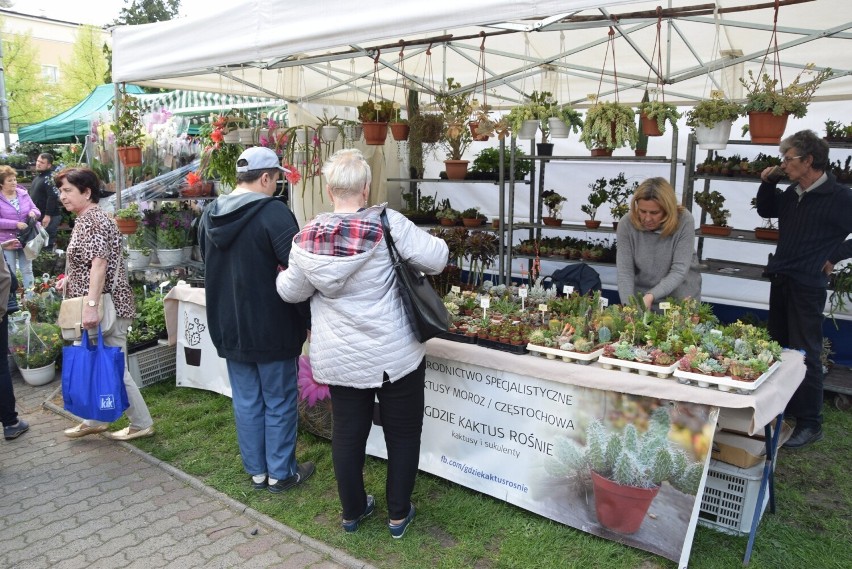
[546,407,704,534]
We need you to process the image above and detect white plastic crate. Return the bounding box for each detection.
[128,341,176,388]
[698,458,771,535]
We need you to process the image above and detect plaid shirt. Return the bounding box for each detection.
[294,214,383,257]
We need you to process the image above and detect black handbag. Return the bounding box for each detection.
[381,209,450,342]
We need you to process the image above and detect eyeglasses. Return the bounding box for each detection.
[781,155,803,164]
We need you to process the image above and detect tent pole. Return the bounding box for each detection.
[0,32,11,150]
[113,83,123,210]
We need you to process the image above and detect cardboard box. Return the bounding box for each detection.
[711,422,793,468]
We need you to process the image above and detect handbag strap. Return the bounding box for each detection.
[380,208,403,267]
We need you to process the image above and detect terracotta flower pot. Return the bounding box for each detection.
[462,217,484,228]
[115,218,139,235]
[700,224,732,236]
[389,123,410,141]
[117,146,142,167]
[640,113,662,137]
[444,159,469,180]
[468,121,490,141]
[754,227,779,241]
[584,219,602,229]
[439,218,457,226]
[590,147,613,157]
[591,471,660,534]
[747,111,789,144]
[361,121,388,145]
[542,217,562,227]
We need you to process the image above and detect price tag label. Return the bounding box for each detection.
[538,303,548,313]
[518,287,528,298]
[563,285,574,295]
[451,286,461,294]
[599,297,609,308]
[659,301,671,310]
[480,297,491,309]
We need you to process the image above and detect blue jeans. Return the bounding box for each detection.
[330,359,425,521]
[768,274,826,429]
[3,249,33,291]
[226,358,299,480]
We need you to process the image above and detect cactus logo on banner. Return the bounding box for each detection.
[99,394,116,411]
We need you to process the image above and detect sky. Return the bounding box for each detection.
[7,0,207,26]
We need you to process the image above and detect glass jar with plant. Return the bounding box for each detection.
[694,189,731,235]
[636,100,681,137]
[581,178,609,228]
[579,99,638,156]
[740,64,832,143]
[540,189,566,225]
[685,93,744,150]
[108,92,146,167]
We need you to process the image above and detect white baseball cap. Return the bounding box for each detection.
[235,146,289,173]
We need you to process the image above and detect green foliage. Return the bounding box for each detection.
[108,92,146,147]
[579,101,638,150]
[694,189,730,226]
[2,26,58,131]
[637,100,681,134]
[57,25,109,110]
[435,78,473,160]
[357,99,395,123]
[115,202,142,221]
[9,320,63,369]
[740,65,832,118]
[580,178,609,220]
[685,97,744,129]
[606,172,635,219]
[113,0,180,25]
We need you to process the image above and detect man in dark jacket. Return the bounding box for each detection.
[29,153,61,251]
[756,130,852,449]
[198,147,313,492]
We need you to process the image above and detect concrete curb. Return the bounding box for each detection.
[43,398,377,569]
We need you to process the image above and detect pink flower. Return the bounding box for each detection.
[297,355,329,406]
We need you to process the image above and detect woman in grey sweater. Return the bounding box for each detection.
[616,177,701,309]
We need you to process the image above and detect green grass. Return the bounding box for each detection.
[122,383,852,569]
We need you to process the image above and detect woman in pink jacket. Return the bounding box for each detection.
[0,165,40,291]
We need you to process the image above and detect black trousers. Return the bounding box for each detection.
[0,314,18,427]
[329,358,425,521]
[768,275,826,429]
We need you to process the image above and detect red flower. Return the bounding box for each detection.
[210,129,224,143]
[186,172,201,186]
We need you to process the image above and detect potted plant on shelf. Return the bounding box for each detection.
[436,206,461,226]
[579,99,638,156]
[198,116,244,191]
[581,178,609,228]
[460,207,487,228]
[154,204,189,265]
[127,227,152,270]
[606,172,635,229]
[694,189,731,235]
[749,197,778,241]
[435,78,474,179]
[685,93,744,150]
[357,99,395,145]
[109,92,145,167]
[637,100,681,137]
[9,319,63,386]
[114,202,142,235]
[468,101,493,141]
[541,189,566,226]
[740,64,832,144]
[824,119,852,143]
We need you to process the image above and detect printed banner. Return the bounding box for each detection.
[366,356,716,567]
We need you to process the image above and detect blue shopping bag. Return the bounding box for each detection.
[62,328,129,422]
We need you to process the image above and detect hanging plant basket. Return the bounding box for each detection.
[115,218,139,235]
[117,146,142,168]
[319,125,341,143]
[640,113,662,137]
[468,121,490,141]
[748,112,789,144]
[517,120,539,140]
[362,121,389,145]
[695,120,733,150]
[390,122,410,141]
[548,118,572,139]
[342,124,363,142]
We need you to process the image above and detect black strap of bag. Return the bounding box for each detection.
[380,209,450,342]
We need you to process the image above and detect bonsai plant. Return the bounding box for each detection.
[435,78,473,179]
[685,94,744,150]
[114,202,142,235]
[740,64,832,143]
[694,189,731,235]
[109,92,146,167]
[579,99,638,155]
[750,197,778,240]
[637,100,681,136]
[545,406,704,534]
[541,189,566,226]
[581,178,609,228]
[605,172,634,226]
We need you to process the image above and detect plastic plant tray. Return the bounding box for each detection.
[526,344,604,365]
[476,337,527,355]
[597,356,679,378]
[437,331,477,344]
[673,361,781,392]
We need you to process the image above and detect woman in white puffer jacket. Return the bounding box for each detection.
[276,149,447,539]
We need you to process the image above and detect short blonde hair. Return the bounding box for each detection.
[0,165,16,185]
[629,177,683,237]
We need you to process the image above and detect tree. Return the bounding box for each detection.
[2,26,57,131]
[113,0,181,25]
[57,25,109,109]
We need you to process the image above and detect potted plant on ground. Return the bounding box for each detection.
[545,406,703,534]
[357,99,395,145]
[581,178,609,228]
[114,202,142,235]
[9,318,63,386]
[637,100,681,137]
[109,92,146,168]
[685,93,744,150]
[541,189,566,226]
[740,64,832,144]
[694,190,731,236]
[579,99,638,156]
[435,78,473,179]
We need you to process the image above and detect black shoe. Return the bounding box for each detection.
[4,419,29,440]
[782,425,824,449]
[251,476,268,490]
[268,462,315,493]
[342,495,375,533]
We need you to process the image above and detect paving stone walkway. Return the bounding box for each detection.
[0,370,375,569]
